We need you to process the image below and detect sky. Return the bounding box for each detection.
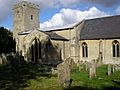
[0,0,120,31]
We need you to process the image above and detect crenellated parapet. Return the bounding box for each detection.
[13,1,39,10]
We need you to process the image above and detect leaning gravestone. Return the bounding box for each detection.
[57,58,76,87]
[65,57,76,72]
[88,60,96,79]
[57,62,70,87]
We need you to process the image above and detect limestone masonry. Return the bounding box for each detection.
[13,1,120,66]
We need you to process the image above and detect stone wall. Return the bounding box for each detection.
[13,1,39,43]
[79,39,120,64]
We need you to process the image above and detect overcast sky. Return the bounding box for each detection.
[0,0,120,30]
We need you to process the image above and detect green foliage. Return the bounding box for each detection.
[0,27,15,54]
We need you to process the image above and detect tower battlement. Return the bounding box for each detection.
[13,1,39,10]
[13,1,40,39]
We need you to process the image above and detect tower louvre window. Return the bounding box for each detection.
[31,15,33,20]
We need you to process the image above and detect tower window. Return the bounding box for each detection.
[23,4,26,6]
[31,15,33,20]
[17,10,19,14]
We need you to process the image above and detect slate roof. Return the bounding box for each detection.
[18,29,68,41]
[80,15,120,40]
[43,32,69,41]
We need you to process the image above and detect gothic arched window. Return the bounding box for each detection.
[82,42,88,57]
[112,40,120,57]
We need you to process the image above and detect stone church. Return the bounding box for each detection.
[13,1,120,66]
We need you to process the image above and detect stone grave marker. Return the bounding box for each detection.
[88,60,96,79]
[57,62,70,87]
[0,56,2,64]
[79,61,84,71]
[65,57,76,72]
[108,64,112,76]
[85,61,88,71]
[57,57,76,87]
[112,65,115,73]
[1,53,7,64]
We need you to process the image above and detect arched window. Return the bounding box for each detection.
[112,40,120,57]
[82,42,88,57]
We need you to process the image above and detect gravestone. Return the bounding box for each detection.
[115,64,120,71]
[51,67,57,74]
[57,58,76,87]
[1,53,7,64]
[112,65,115,73]
[79,61,84,71]
[88,60,96,79]
[85,61,88,71]
[57,62,70,87]
[65,57,76,72]
[0,56,2,64]
[108,64,112,76]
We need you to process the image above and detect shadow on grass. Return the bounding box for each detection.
[64,86,120,90]
[64,86,96,90]
[0,63,51,90]
[112,79,120,85]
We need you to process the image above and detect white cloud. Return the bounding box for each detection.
[0,0,20,22]
[116,6,120,14]
[0,0,118,24]
[0,0,58,23]
[40,7,110,30]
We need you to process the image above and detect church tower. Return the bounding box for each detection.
[13,1,39,39]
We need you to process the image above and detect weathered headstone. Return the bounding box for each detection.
[88,60,96,79]
[0,56,2,64]
[57,57,76,87]
[85,61,88,71]
[1,53,7,64]
[108,64,112,76]
[65,57,76,72]
[79,61,84,71]
[114,64,120,72]
[51,67,57,74]
[57,62,70,87]
[112,65,115,73]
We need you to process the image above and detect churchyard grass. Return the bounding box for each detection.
[70,65,120,90]
[0,64,120,90]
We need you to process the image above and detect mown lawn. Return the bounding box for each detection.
[0,64,120,90]
[70,65,120,90]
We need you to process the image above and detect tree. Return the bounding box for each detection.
[0,27,15,54]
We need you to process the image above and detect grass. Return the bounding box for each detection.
[0,64,62,90]
[70,65,120,90]
[0,64,120,90]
